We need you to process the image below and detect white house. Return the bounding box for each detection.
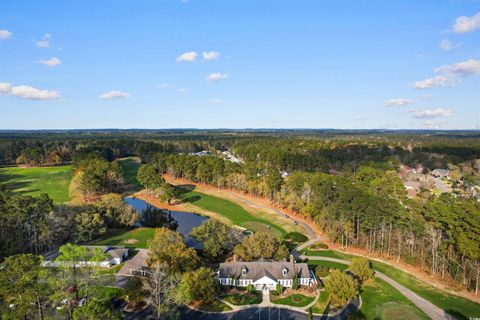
[217,257,316,291]
[43,246,129,268]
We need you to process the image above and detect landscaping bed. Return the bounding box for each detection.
[222,289,262,305]
[270,293,315,308]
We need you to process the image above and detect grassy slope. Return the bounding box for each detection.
[360,277,429,320]
[305,246,480,319]
[118,157,141,190]
[0,165,73,202]
[178,188,287,237]
[87,228,155,249]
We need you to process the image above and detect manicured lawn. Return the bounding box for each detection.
[222,291,262,305]
[307,260,348,272]
[303,248,345,260]
[359,277,429,320]
[270,293,315,308]
[95,263,124,275]
[0,165,73,202]
[371,260,480,319]
[178,188,287,237]
[118,157,141,190]
[304,248,480,319]
[87,228,155,249]
[311,290,330,314]
[198,300,232,312]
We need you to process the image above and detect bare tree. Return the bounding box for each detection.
[144,263,180,319]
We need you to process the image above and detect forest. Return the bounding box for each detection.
[1,129,480,299]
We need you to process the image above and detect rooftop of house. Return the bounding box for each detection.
[218,260,310,281]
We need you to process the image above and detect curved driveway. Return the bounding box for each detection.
[301,256,455,320]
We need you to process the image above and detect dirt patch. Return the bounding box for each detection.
[123,239,138,244]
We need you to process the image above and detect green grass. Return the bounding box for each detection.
[198,300,232,312]
[95,263,124,275]
[303,249,345,259]
[371,260,480,319]
[270,293,315,308]
[304,248,480,319]
[359,277,429,320]
[178,188,287,237]
[311,290,330,314]
[0,165,73,202]
[307,260,348,271]
[118,157,141,190]
[87,228,155,249]
[222,291,262,305]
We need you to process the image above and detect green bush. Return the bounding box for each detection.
[246,284,255,293]
[276,283,283,295]
[310,243,329,250]
[284,232,308,243]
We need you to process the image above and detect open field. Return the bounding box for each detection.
[118,157,141,190]
[0,165,73,202]
[86,228,155,249]
[359,278,429,320]
[177,186,287,237]
[307,260,349,272]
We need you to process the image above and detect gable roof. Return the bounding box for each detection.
[218,261,309,281]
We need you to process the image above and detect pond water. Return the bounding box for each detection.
[123,197,208,247]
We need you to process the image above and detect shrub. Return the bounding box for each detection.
[246,284,255,293]
[276,283,283,295]
[349,258,375,283]
[310,243,329,250]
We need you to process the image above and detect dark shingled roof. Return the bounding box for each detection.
[218,261,309,281]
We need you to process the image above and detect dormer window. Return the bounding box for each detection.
[282,267,288,276]
[242,266,247,276]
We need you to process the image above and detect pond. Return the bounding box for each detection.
[123,197,208,247]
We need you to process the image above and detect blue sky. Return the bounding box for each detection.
[0,0,479,129]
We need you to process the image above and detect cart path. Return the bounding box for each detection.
[300,255,455,320]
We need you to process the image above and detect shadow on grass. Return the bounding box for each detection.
[0,169,34,196]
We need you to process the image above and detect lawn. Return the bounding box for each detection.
[303,249,345,260]
[222,291,262,305]
[270,293,315,308]
[307,260,348,272]
[371,260,480,319]
[311,290,330,314]
[0,165,73,202]
[87,228,155,249]
[197,300,232,312]
[304,247,480,319]
[178,187,287,237]
[118,157,141,190]
[358,277,429,320]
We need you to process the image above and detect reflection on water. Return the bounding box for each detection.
[123,197,208,247]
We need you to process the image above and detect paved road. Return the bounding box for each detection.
[301,256,455,320]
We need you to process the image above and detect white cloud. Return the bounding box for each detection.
[0,82,60,100]
[176,51,198,62]
[37,57,61,67]
[206,72,228,82]
[99,90,130,100]
[409,108,453,119]
[434,59,480,77]
[203,51,220,61]
[411,75,456,89]
[384,98,416,107]
[177,88,188,94]
[156,83,172,89]
[0,83,12,95]
[452,11,480,33]
[439,39,457,51]
[35,33,52,48]
[412,59,480,89]
[0,29,13,40]
[208,98,222,104]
